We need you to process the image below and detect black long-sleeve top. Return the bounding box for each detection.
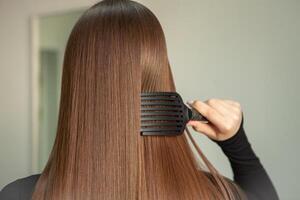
[0,115,279,200]
[214,114,279,200]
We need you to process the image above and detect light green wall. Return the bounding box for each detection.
[38,10,84,170]
[39,9,84,98]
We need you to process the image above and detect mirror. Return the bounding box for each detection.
[32,9,84,172]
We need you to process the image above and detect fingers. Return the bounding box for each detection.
[187,120,218,139]
[204,99,232,117]
[188,100,231,133]
[219,100,243,122]
[223,99,242,113]
[206,99,241,121]
[187,98,244,141]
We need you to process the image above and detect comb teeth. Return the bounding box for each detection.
[140,92,188,136]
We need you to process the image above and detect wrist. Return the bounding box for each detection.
[212,114,249,150]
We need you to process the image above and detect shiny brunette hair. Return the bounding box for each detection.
[32,0,245,199]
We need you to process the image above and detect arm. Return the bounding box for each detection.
[214,114,279,200]
[187,99,279,200]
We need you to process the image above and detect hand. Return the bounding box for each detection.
[186,99,243,141]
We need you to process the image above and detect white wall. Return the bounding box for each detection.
[0,0,299,199]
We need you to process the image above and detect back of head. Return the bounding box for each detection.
[32,0,245,199]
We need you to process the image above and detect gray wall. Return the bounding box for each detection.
[0,0,299,199]
[167,1,300,200]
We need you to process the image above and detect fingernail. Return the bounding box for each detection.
[187,100,194,105]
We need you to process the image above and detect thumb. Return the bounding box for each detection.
[187,120,218,139]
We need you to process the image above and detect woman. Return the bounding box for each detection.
[0,0,279,199]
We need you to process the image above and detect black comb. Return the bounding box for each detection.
[140,92,208,136]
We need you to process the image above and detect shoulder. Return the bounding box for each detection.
[0,174,40,200]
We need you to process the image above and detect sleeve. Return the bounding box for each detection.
[214,113,279,200]
[0,174,40,200]
[0,180,20,200]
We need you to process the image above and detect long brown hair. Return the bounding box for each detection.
[32,0,245,199]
